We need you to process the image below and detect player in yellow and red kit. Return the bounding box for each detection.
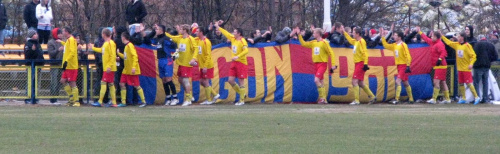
[380,28,414,104]
[441,32,480,104]
[342,25,376,105]
[214,21,249,106]
[58,27,80,107]
[293,26,337,104]
[89,28,118,107]
[165,24,198,106]
[195,27,220,105]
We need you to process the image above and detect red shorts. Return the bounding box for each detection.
[315,62,327,80]
[397,65,409,81]
[458,71,473,84]
[229,61,247,79]
[353,62,365,81]
[434,68,447,81]
[120,74,140,87]
[61,69,78,82]
[200,68,214,79]
[101,71,115,83]
[177,65,193,78]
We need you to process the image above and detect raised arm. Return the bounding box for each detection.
[441,35,458,50]
[298,34,313,48]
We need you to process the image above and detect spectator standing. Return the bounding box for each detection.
[473,35,498,104]
[125,0,147,35]
[35,0,52,44]
[47,28,63,105]
[0,0,8,45]
[24,0,39,29]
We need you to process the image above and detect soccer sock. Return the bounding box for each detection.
[232,84,241,93]
[98,84,107,104]
[362,86,375,98]
[72,87,79,102]
[136,87,146,104]
[467,83,478,98]
[432,88,440,100]
[459,85,466,99]
[168,81,177,95]
[406,86,414,102]
[121,89,127,104]
[205,87,212,102]
[163,83,171,100]
[210,86,218,96]
[109,84,116,105]
[353,86,360,102]
[239,86,246,100]
[318,86,325,100]
[186,93,192,101]
[444,90,450,100]
[396,85,402,101]
[64,85,72,98]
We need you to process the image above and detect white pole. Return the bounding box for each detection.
[323,0,332,32]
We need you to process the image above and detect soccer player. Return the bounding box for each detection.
[147,24,179,106]
[165,24,198,106]
[57,27,80,107]
[341,25,376,105]
[195,27,220,105]
[292,26,337,104]
[214,20,249,106]
[441,32,480,104]
[380,27,414,104]
[117,32,148,107]
[89,28,118,107]
[416,27,451,104]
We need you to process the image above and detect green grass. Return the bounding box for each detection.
[0,104,499,153]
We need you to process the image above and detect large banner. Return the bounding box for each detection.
[134,40,434,105]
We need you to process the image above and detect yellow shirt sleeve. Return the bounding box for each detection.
[237,40,249,58]
[165,32,182,43]
[298,35,313,48]
[326,42,336,66]
[360,39,369,64]
[219,27,235,42]
[343,31,356,45]
[381,37,394,51]
[189,36,198,60]
[441,35,458,50]
[117,51,124,58]
[205,40,212,68]
[130,44,139,70]
[402,43,412,66]
[466,44,477,66]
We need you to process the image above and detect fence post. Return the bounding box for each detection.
[86,59,90,104]
[31,60,36,104]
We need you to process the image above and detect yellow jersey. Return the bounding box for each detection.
[117,42,141,75]
[441,36,477,72]
[61,36,79,69]
[381,37,412,66]
[92,40,117,72]
[219,27,249,65]
[165,33,198,67]
[298,34,336,65]
[194,37,214,69]
[344,31,368,64]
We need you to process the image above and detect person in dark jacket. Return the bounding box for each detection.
[325,22,346,46]
[47,28,63,104]
[466,25,477,47]
[275,27,292,44]
[0,0,8,44]
[473,35,498,104]
[125,0,147,35]
[23,0,39,29]
[24,28,43,104]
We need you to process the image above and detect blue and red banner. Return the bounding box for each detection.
[135,40,434,104]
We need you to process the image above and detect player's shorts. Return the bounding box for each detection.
[177,65,193,78]
[353,62,366,81]
[458,71,473,84]
[120,74,140,87]
[433,68,447,81]
[397,64,409,81]
[314,62,327,80]
[159,58,174,78]
[61,69,78,82]
[229,61,248,79]
[101,71,115,83]
[200,68,214,79]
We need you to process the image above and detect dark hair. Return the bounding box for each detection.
[250,31,257,38]
[199,26,209,36]
[158,25,166,33]
[334,22,342,28]
[121,32,130,41]
[167,28,178,35]
[395,31,404,39]
[63,27,72,34]
[57,28,62,34]
[236,28,244,37]
[433,31,441,39]
[353,27,362,35]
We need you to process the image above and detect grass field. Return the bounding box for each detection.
[0,104,499,153]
